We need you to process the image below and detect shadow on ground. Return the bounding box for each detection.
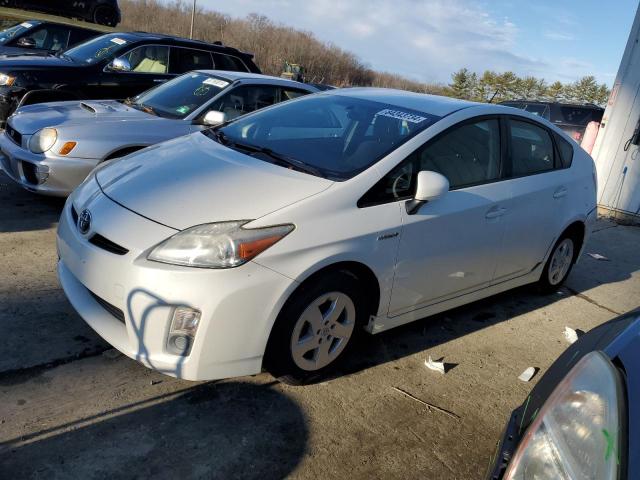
[0,381,308,480]
[0,171,65,233]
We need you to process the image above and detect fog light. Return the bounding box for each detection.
[166,307,200,356]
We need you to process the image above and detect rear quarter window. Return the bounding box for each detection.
[554,132,574,168]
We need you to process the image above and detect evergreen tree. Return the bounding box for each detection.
[449,68,478,100]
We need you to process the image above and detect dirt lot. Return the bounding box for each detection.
[1,170,639,480]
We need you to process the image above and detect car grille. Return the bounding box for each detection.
[89,233,129,255]
[89,290,125,324]
[71,205,129,255]
[5,124,22,146]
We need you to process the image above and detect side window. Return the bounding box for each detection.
[15,25,70,51]
[280,88,310,101]
[554,132,574,169]
[212,85,279,120]
[524,104,549,118]
[359,119,501,206]
[170,47,214,74]
[509,119,555,176]
[120,45,169,74]
[212,52,248,72]
[418,119,501,188]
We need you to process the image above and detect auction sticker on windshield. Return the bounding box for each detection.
[110,38,127,45]
[376,109,428,124]
[20,22,33,28]
[203,78,229,88]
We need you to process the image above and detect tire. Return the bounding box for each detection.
[538,234,577,293]
[93,6,118,27]
[264,270,367,385]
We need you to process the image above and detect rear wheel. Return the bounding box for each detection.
[538,235,576,292]
[93,6,118,26]
[265,270,366,385]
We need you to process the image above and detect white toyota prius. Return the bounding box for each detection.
[57,88,597,384]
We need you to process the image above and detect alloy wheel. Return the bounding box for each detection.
[548,238,574,285]
[290,292,356,371]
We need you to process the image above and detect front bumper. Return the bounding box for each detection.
[0,129,97,196]
[57,182,297,380]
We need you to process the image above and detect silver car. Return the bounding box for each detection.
[0,71,318,196]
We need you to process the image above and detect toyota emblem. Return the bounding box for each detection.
[78,209,92,234]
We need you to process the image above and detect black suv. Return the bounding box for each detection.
[500,100,604,143]
[3,0,121,27]
[0,20,101,56]
[0,31,261,123]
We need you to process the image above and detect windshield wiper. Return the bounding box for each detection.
[232,141,325,178]
[208,128,229,145]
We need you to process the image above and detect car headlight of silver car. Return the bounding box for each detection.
[29,128,58,154]
[505,351,624,480]
[148,221,294,268]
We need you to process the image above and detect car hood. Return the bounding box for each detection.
[10,100,154,134]
[0,46,50,57]
[0,54,75,69]
[95,132,333,230]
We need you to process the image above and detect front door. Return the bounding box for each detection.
[100,45,174,99]
[368,117,510,315]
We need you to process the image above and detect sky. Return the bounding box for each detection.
[188,0,638,86]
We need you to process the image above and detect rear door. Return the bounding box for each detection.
[495,116,572,281]
[169,47,214,75]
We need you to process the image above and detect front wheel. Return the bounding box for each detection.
[264,270,366,385]
[538,235,576,293]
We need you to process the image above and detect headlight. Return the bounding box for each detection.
[0,73,15,86]
[505,351,624,480]
[29,128,58,153]
[148,221,294,268]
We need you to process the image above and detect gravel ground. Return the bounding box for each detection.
[1,170,638,479]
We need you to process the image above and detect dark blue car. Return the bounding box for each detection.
[489,311,639,479]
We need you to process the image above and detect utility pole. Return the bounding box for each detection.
[189,0,196,39]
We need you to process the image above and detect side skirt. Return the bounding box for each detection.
[365,266,543,334]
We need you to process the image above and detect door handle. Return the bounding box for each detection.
[553,187,568,199]
[485,207,506,219]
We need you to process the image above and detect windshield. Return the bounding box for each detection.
[0,22,34,45]
[62,34,132,64]
[211,94,441,180]
[133,72,229,119]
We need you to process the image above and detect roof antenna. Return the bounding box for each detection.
[488,88,501,104]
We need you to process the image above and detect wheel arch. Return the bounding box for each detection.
[561,220,586,262]
[103,145,148,161]
[293,261,382,319]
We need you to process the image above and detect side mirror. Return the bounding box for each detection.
[202,110,226,126]
[406,170,449,215]
[108,57,131,72]
[17,37,36,48]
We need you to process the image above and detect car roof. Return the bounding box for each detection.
[195,70,314,87]
[328,87,477,116]
[120,31,252,57]
[501,100,604,110]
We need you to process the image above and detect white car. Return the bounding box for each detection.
[56,88,597,384]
